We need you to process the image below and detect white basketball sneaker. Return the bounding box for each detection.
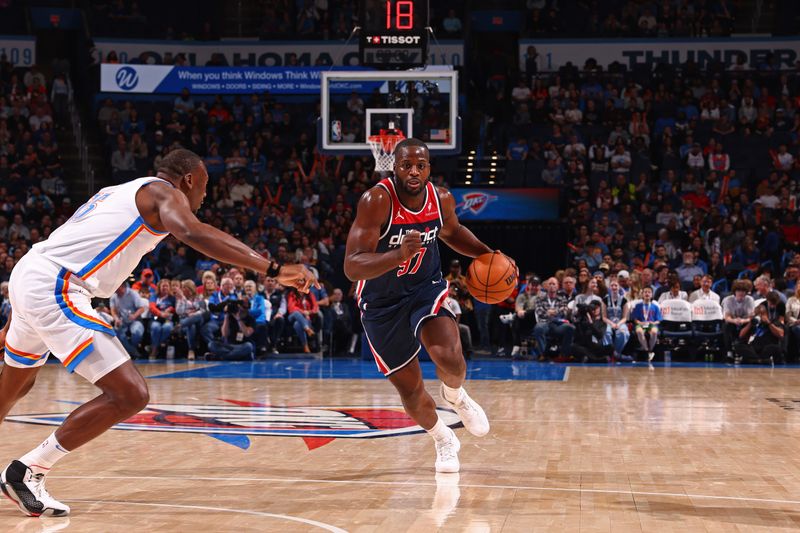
[1,461,70,517]
[434,428,461,473]
[440,385,490,437]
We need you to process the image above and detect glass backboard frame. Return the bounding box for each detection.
[365,107,413,139]
[319,69,460,155]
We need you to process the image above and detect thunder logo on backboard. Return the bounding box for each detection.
[6,399,462,450]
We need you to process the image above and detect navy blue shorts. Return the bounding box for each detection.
[359,279,455,376]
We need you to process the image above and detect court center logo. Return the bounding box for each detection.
[115,66,139,91]
[6,399,462,450]
[456,192,498,216]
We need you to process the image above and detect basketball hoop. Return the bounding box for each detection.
[367,123,405,172]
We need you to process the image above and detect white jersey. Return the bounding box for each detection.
[33,177,171,298]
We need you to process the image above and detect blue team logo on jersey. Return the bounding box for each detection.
[115,66,139,91]
[70,191,112,221]
[7,399,462,450]
[456,192,498,216]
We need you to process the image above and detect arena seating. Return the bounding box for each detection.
[2,0,800,364]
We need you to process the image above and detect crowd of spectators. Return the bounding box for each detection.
[86,0,737,43]
[5,1,800,364]
[90,84,470,361]
[86,0,464,42]
[91,81,391,358]
[524,0,736,38]
[482,46,800,363]
[483,268,790,364]
[18,60,800,364]
[104,265,357,360]
[87,0,220,40]
[0,61,71,336]
[87,68,470,359]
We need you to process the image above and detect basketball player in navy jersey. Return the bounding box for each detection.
[345,138,516,472]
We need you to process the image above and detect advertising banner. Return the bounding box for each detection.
[95,39,463,67]
[30,7,83,30]
[101,64,384,94]
[0,36,35,66]
[691,300,724,320]
[520,37,800,72]
[451,188,559,221]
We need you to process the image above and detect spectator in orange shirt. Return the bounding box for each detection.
[131,268,157,298]
[208,98,232,123]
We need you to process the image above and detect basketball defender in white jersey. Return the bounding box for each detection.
[0,149,317,517]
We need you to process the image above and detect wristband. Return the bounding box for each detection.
[266,260,282,278]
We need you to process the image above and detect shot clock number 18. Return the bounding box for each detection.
[385,1,414,30]
[359,0,429,68]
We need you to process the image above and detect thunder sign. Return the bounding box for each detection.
[452,188,559,221]
[6,399,462,450]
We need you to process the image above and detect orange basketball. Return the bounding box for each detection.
[465,252,517,304]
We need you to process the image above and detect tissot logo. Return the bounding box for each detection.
[367,35,422,45]
[7,400,462,450]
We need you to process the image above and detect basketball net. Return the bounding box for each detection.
[367,122,405,172]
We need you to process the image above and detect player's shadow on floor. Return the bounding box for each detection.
[120,466,783,489]
[450,468,781,487]
[635,500,800,527]
[116,465,426,483]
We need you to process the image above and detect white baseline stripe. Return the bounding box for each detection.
[53,474,800,507]
[62,499,348,532]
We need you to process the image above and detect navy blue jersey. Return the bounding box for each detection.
[356,177,444,308]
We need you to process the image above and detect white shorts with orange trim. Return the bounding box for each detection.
[3,249,129,383]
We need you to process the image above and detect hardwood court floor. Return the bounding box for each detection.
[2,360,800,532]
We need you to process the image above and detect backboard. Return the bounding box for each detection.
[318,68,460,155]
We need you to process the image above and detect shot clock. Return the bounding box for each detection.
[359,0,429,69]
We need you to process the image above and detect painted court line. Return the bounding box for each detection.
[487,419,800,426]
[53,474,800,507]
[62,499,348,532]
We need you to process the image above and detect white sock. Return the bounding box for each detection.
[426,418,452,442]
[19,432,70,474]
[441,383,463,403]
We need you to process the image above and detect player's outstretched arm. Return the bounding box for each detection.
[344,188,417,281]
[145,183,318,292]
